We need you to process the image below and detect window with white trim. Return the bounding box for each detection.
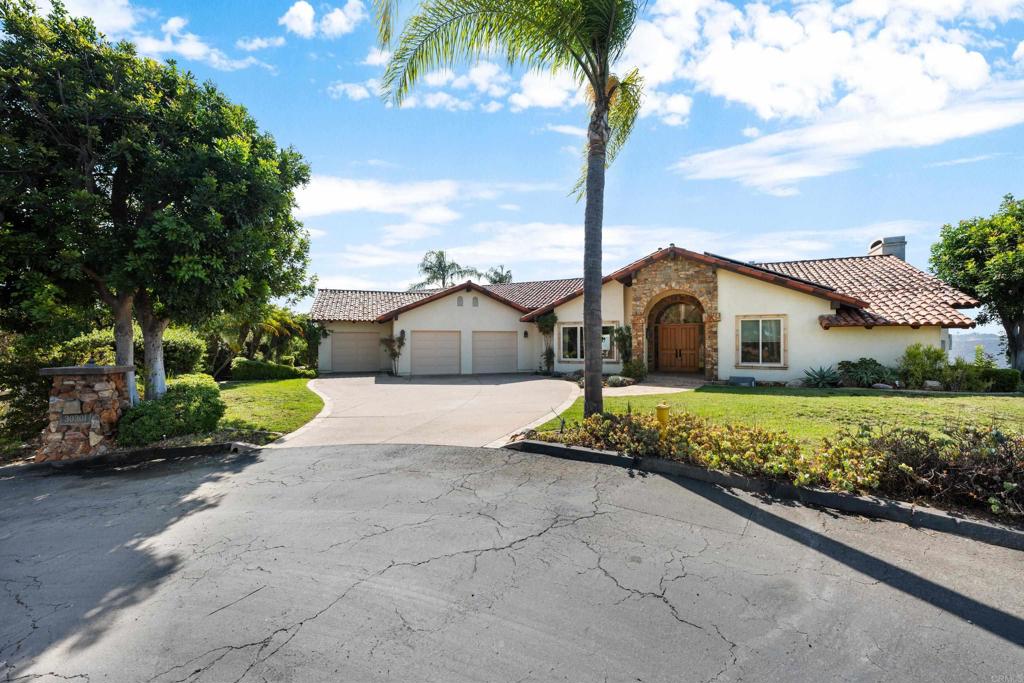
[560,325,616,361]
[739,317,784,365]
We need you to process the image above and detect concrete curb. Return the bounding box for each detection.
[504,439,1024,552]
[3,441,259,476]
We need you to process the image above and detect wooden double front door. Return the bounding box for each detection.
[657,324,702,372]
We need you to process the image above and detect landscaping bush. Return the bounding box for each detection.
[620,359,648,382]
[983,367,1022,393]
[837,357,897,387]
[941,357,989,392]
[898,343,946,389]
[802,365,840,388]
[230,357,316,380]
[817,425,1023,517]
[154,327,205,376]
[539,410,1024,518]
[118,374,225,446]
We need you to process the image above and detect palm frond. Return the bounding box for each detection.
[606,67,643,165]
[382,0,597,105]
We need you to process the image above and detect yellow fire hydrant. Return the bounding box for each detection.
[655,402,670,431]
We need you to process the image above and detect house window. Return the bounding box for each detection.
[739,317,784,366]
[457,296,464,307]
[472,296,479,307]
[560,325,616,361]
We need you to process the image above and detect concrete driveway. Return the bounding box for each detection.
[275,373,577,448]
[1,444,1021,682]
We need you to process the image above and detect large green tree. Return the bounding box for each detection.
[931,194,1024,372]
[0,2,312,399]
[380,0,643,415]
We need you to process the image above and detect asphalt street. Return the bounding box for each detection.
[1,444,1021,682]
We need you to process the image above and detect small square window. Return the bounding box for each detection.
[738,317,784,366]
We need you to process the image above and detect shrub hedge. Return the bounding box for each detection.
[230,357,316,380]
[538,412,1023,518]
[117,374,225,447]
[60,325,204,376]
[983,367,1022,393]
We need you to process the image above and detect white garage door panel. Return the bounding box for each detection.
[332,332,381,372]
[411,331,461,375]
[472,332,517,374]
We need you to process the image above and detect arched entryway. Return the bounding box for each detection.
[647,294,705,373]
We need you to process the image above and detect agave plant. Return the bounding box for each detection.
[803,365,841,388]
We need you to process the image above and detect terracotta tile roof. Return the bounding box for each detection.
[310,289,434,322]
[310,278,582,322]
[375,281,532,321]
[485,278,583,309]
[758,255,978,328]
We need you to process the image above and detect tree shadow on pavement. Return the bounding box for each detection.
[0,449,261,677]
[667,476,1024,648]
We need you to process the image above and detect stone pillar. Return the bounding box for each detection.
[37,365,133,462]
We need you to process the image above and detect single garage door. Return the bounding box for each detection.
[331,332,381,372]
[472,331,517,374]
[411,331,461,375]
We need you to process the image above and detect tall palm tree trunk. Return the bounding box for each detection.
[583,105,609,417]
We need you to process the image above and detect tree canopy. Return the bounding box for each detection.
[0,1,313,397]
[931,194,1024,371]
[410,250,481,289]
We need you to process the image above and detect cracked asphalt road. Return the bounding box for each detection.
[1,445,1021,682]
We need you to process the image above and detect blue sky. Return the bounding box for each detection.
[54,1,1024,330]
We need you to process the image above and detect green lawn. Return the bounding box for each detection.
[540,386,1024,446]
[218,378,322,438]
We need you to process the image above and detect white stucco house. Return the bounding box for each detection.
[309,237,977,382]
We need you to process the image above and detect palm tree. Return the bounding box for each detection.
[485,265,513,284]
[380,0,643,416]
[410,249,482,290]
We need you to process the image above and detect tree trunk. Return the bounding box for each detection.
[136,293,170,400]
[582,105,609,417]
[112,293,139,406]
[1004,319,1024,373]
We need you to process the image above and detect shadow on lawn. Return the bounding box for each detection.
[0,449,261,677]
[669,475,1024,648]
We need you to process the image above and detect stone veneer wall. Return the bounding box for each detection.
[628,255,721,380]
[38,366,132,462]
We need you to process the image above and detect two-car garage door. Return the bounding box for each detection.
[409,330,518,374]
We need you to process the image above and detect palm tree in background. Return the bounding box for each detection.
[379,0,644,416]
[410,249,482,290]
[485,265,513,284]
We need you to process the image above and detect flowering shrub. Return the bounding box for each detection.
[537,412,1024,518]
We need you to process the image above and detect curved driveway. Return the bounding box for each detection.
[273,374,578,448]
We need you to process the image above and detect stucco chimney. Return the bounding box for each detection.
[868,236,906,260]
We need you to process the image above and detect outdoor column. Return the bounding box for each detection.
[37,365,133,462]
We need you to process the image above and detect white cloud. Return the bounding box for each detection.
[741,126,761,138]
[927,153,1005,167]
[379,222,442,246]
[508,71,585,111]
[294,176,555,229]
[59,0,141,34]
[675,82,1024,195]
[363,47,391,66]
[620,0,1024,193]
[134,16,266,71]
[643,91,693,126]
[306,228,328,238]
[236,36,286,51]
[328,81,373,100]
[278,1,316,38]
[451,62,512,97]
[1015,41,1024,61]
[498,203,520,211]
[401,91,473,111]
[320,0,367,37]
[545,124,587,138]
[481,101,504,113]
